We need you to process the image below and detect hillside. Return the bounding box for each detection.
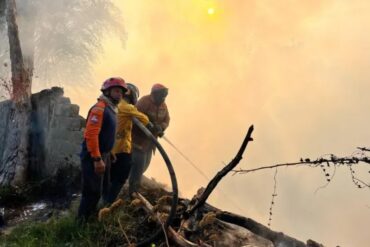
[0,176,324,247]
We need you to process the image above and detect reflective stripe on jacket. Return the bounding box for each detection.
[81,99,117,158]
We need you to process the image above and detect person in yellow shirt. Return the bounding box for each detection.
[103,83,149,204]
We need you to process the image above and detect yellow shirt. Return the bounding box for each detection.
[112,99,149,154]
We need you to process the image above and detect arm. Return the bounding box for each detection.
[161,106,170,131]
[129,105,150,125]
[119,103,150,126]
[84,104,105,158]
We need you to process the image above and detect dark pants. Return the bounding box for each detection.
[129,147,152,195]
[104,153,132,204]
[77,153,111,221]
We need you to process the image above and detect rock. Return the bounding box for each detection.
[50,116,83,131]
[56,97,71,105]
[0,87,84,186]
[54,103,80,117]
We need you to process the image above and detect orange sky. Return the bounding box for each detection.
[51,1,370,246]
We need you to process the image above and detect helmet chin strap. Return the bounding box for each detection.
[110,97,120,105]
[103,91,120,105]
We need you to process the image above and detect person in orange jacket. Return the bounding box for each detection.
[104,83,150,204]
[77,77,127,221]
[129,83,170,195]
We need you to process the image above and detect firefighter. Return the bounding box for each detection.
[104,83,150,204]
[77,77,127,221]
[129,83,170,195]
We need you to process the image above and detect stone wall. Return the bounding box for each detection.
[0,87,85,183]
[29,87,85,179]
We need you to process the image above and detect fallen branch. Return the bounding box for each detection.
[133,192,200,247]
[184,125,254,218]
[161,222,170,247]
[177,188,204,238]
[216,211,308,247]
[118,218,131,245]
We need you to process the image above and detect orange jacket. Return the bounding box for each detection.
[83,99,117,158]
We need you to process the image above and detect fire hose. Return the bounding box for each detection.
[132,118,178,246]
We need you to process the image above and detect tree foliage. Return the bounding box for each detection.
[0,0,126,87]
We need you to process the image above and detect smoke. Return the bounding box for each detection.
[74,1,370,246]
[1,0,369,246]
[0,0,126,91]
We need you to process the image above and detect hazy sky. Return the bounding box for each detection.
[35,1,370,246]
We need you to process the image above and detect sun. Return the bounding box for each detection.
[207,8,215,15]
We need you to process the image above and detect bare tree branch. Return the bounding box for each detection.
[357,147,370,152]
[234,162,304,175]
[234,151,370,189]
[184,125,254,218]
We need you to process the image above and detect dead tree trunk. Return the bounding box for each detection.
[18,0,35,82]
[0,0,32,186]
[5,0,30,100]
[216,211,307,247]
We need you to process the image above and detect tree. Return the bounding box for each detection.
[0,0,8,99]
[0,0,31,186]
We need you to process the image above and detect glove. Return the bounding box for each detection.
[146,122,155,131]
[94,160,105,175]
[153,124,163,134]
[154,124,165,137]
[158,131,164,138]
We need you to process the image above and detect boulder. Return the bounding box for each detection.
[0,87,84,185]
